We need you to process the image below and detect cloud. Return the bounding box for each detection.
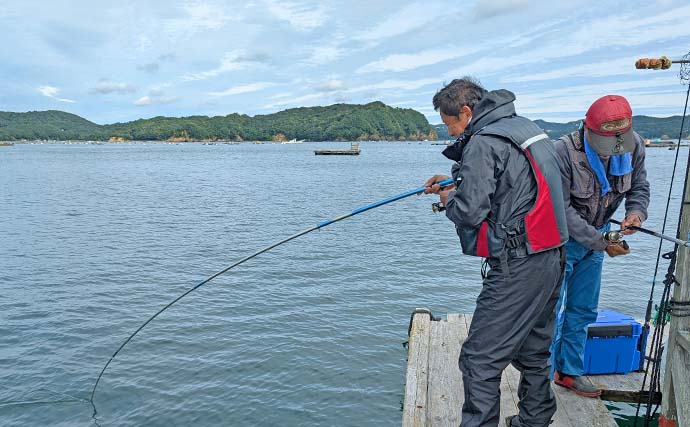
[158,1,240,42]
[314,80,345,92]
[472,0,530,19]
[304,44,347,65]
[183,50,261,81]
[352,1,448,43]
[264,92,325,108]
[37,86,75,103]
[183,0,236,30]
[134,96,153,106]
[262,0,327,31]
[514,76,682,119]
[357,46,481,74]
[137,53,176,74]
[500,57,638,83]
[134,91,179,106]
[136,35,153,52]
[349,77,441,93]
[442,5,690,83]
[209,82,275,96]
[90,82,137,95]
[137,62,160,73]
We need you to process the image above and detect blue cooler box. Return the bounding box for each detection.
[583,310,643,375]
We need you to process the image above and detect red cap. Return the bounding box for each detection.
[584,95,635,156]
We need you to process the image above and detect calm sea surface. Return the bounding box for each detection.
[0,141,687,426]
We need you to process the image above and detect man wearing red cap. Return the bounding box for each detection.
[551,95,650,396]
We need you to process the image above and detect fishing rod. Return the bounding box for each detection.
[89,177,456,417]
[610,219,690,248]
[632,51,690,427]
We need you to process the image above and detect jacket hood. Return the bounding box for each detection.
[468,89,516,133]
[442,89,517,161]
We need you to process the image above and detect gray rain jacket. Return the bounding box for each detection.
[554,129,650,251]
[442,89,567,258]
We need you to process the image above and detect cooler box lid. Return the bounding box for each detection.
[587,309,639,338]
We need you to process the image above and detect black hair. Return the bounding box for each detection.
[432,77,486,116]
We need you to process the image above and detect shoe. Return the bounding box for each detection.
[505,415,553,426]
[554,371,601,398]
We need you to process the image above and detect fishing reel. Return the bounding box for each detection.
[604,230,629,250]
[431,202,446,213]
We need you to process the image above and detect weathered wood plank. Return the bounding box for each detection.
[671,347,690,427]
[676,330,690,354]
[501,363,520,426]
[426,319,463,426]
[403,313,432,427]
[405,313,621,427]
[553,384,618,427]
[661,167,690,423]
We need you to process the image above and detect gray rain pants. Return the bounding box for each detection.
[459,247,564,427]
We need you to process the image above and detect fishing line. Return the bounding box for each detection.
[83,177,455,421]
[633,52,690,427]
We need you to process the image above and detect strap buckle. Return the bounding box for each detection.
[505,233,527,249]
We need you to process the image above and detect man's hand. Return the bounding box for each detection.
[605,242,631,257]
[620,214,642,235]
[423,174,455,205]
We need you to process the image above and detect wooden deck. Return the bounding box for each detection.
[403,312,658,427]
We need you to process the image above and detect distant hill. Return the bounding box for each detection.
[3,105,687,142]
[0,110,102,140]
[434,115,689,141]
[0,102,436,142]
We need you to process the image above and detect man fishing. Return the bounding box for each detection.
[425,77,568,427]
[551,95,650,397]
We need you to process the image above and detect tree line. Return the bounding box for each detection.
[2,104,687,142]
[0,102,436,142]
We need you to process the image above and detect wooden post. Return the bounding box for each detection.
[660,163,690,426]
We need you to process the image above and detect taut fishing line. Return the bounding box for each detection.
[1,178,454,425]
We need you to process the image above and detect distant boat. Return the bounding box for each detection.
[0,142,15,146]
[282,139,304,144]
[314,143,360,155]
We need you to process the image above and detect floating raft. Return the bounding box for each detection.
[314,143,360,155]
[403,312,662,427]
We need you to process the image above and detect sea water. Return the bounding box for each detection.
[0,141,686,426]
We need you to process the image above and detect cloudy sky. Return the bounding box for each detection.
[1,0,689,125]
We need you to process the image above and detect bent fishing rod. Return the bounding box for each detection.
[610,218,690,248]
[89,177,455,414]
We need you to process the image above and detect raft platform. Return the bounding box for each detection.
[314,143,360,155]
[403,312,662,427]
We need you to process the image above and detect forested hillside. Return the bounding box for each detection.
[0,102,435,142]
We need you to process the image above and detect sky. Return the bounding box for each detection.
[1,0,689,125]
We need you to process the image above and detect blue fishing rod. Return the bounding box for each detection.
[88,177,455,416]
